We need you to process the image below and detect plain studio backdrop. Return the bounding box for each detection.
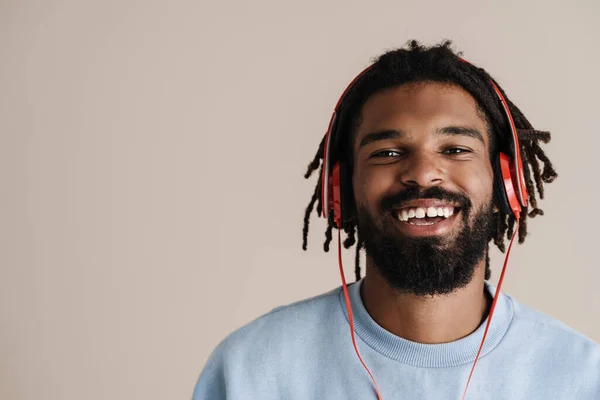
[1,0,599,399]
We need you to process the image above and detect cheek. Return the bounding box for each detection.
[457,162,495,208]
[352,165,397,209]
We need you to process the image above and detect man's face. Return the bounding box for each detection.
[352,81,495,296]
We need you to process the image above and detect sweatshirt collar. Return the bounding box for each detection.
[338,279,514,367]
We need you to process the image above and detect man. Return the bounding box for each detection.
[194,41,600,399]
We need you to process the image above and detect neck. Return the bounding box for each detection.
[361,258,491,344]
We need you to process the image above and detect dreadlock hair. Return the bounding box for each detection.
[301,40,558,282]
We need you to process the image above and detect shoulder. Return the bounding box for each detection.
[207,286,343,366]
[508,295,600,389]
[510,296,599,352]
[193,287,345,399]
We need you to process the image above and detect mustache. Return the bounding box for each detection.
[380,186,472,212]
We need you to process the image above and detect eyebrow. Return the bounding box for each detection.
[358,125,484,149]
[358,129,403,149]
[435,126,484,144]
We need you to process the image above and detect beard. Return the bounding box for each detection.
[356,186,494,296]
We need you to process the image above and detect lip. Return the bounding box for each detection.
[392,209,461,237]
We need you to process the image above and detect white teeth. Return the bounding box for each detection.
[401,209,409,222]
[397,206,457,222]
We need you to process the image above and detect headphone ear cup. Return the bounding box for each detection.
[339,164,355,225]
[496,152,524,218]
[330,162,343,228]
[493,154,512,215]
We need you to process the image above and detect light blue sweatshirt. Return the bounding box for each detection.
[194,280,600,399]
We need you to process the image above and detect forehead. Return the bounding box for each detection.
[353,81,489,148]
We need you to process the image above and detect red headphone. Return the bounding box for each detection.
[321,59,528,229]
[319,59,528,400]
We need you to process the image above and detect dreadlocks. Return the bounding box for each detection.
[301,40,558,281]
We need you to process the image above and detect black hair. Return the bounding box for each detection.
[302,40,557,281]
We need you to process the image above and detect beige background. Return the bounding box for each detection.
[1,0,599,399]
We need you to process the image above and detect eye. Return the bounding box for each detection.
[371,149,403,158]
[442,147,472,155]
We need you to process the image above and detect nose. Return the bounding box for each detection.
[400,151,444,188]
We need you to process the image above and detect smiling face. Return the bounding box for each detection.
[351,81,496,295]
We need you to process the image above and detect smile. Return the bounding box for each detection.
[393,203,462,236]
[396,206,458,224]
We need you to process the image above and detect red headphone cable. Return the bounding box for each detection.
[461,220,519,399]
[338,228,384,400]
